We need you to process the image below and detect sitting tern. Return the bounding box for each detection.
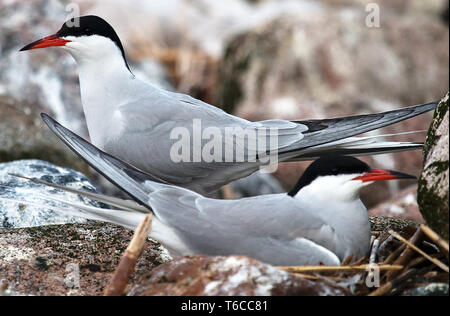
[20,15,436,194]
[2,115,416,266]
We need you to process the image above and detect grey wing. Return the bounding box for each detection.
[111,92,436,192]
[168,92,436,156]
[281,101,437,155]
[108,93,306,192]
[147,190,341,265]
[41,113,163,208]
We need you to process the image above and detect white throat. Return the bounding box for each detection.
[294,175,372,260]
[63,35,144,148]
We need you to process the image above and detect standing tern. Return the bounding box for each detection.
[3,116,416,266]
[20,15,436,194]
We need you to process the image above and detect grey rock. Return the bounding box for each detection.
[402,283,449,296]
[418,92,449,239]
[0,160,101,228]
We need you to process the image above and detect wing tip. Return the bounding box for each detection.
[416,101,439,112]
[41,112,51,121]
[41,112,57,130]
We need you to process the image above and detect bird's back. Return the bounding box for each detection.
[98,83,305,192]
[145,187,341,265]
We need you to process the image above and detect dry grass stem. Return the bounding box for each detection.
[386,228,424,280]
[278,265,403,273]
[104,215,153,296]
[389,230,449,273]
[420,224,449,256]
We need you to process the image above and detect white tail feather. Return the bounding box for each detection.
[8,174,149,213]
[0,194,145,230]
[315,130,424,149]
[288,131,424,160]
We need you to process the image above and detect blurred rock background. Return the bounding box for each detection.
[0,0,449,217]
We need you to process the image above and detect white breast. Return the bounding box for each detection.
[293,175,371,260]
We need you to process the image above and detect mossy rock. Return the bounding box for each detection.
[418,92,449,240]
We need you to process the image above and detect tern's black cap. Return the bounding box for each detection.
[288,156,371,196]
[57,15,131,71]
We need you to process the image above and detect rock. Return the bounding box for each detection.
[216,11,448,119]
[401,283,449,296]
[418,93,449,239]
[317,0,449,20]
[81,0,320,58]
[78,0,322,101]
[0,160,99,228]
[369,186,423,222]
[0,96,90,173]
[0,0,85,132]
[405,0,449,19]
[369,215,419,233]
[128,255,346,296]
[443,3,449,24]
[0,222,168,296]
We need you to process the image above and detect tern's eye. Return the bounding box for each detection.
[84,27,92,35]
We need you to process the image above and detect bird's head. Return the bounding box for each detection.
[20,15,131,72]
[289,156,416,202]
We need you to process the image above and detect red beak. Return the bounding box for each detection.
[353,169,416,182]
[20,34,71,51]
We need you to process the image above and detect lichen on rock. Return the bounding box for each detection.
[418,92,449,239]
[0,222,167,296]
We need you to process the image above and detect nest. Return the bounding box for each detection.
[279,223,449,296]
